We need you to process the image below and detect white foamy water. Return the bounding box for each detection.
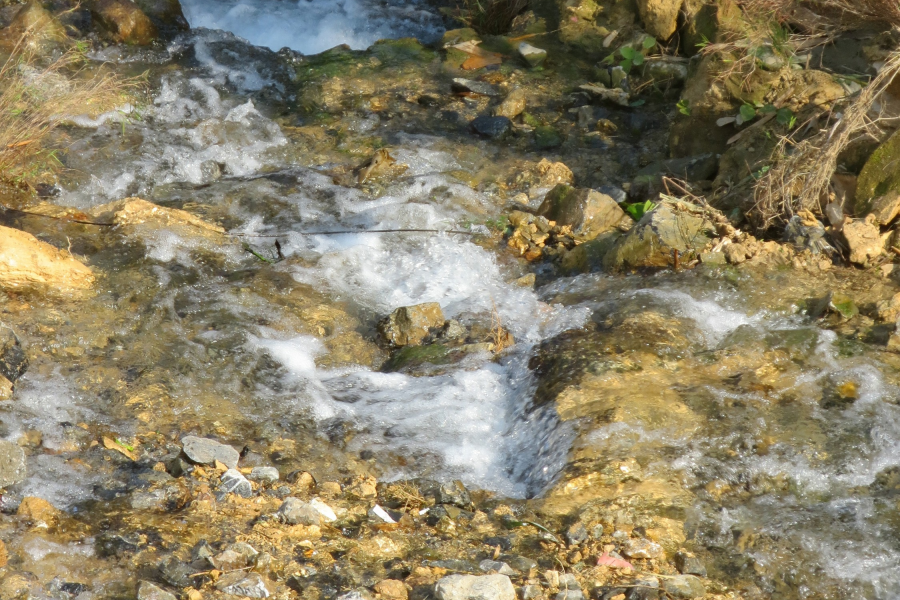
[180,0,445,54]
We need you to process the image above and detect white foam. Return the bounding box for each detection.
[180,0,445,54]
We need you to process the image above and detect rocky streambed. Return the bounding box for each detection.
[3,0,900,599]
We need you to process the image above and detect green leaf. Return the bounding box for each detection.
[601,53,616,65]
[620,46,636,60]
[759,103,777,114]
[619,58,633,72]
[676,99,691,116]
[642,36,657,50]
[776,107,794,125]
[624,200,656,220]
[629,98,645,107]
[739,104,756,122]
[632,53,644,66]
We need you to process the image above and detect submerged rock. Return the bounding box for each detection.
[0,326,27,384]
[495,88,526,119]
[536,185,629,239]
[661,575,705,598]
[434,574,516,600]
[181,436,240,468]
[278,497,337,525]
[471,116,512,139]
[137,581,177,600]
[0,440,26,488]
[0,1,67,51]
[518,42,547,67]
[216,572,270,598]
[0,225,94,294]
[379,303,445,347]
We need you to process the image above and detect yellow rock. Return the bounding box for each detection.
[89,197,224,235]
[0,225,94,293]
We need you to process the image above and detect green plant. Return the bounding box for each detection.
[733,101,795,127]
[677,99,691,116]
[602,36,656,73]
[623,199,656,220]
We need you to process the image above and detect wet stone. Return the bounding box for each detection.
[216,572,270,598]
[435,480,472,508]
[661,576,705,599]
[479,559,516,576]
[219,468,253,498]
[434,574,516,600]
[138,581,177,600]
[158,556,195,588]
[483,536,512,551]
[374,580,408,600]
[452,78,500,97]
[622,538,663,559]
[248,466,280,484]
[521,585,542,600]
[336,590,375,600]
[181,436,240,469]
[380,303,445,347]
[278,497,337,525]
[674,552,706,577]
[566,522,588,545]
[625,576,659,600]
[0,440,26,488]
[471,116,512,139]
[0,326,27,383]
[518,42,547,67]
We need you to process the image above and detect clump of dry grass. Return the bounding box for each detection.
[0,38,136,190]
[448,0,529,35]
[752,51,900,229]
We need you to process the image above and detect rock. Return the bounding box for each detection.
[636,0,681,39]
[0,1,67,51]
[502,555,537,572]
[518,42,547,67]
[643,57,688,82]
[89,198,225,235]
[566,522,589,545]
[558,574,580,591]
[625,576,659,600]
[443,28,481,47]
[603,203,717,271]
[17,496,58,525]
[278,497,337,525]
[89,0,157,45]
[219,469,253,498]
[723,243,749,264]
[479,560,516,576]
[521,585,542,600]
[0,377,11,401]
[181,436,240,468]
[536,159,575,186]
[537,185,629,239]
[379,303,445,347]
[133,0,189,32]
[0,540,6,568]
[248,466,280,484]
[495,89,526,119]
[471,116,513,139]
[435,480,472,508]
[661,575,705,599]
[842,215,885,266]
[869,191,900,225]
[674,551,707,577]
[622,538,663,559]
[337,591,375,600]
[0,441,26,488]
[534,126,562,150]
[216,572,270,598]
[158,556,195,588]
[856,128,900,214]
[434,574,516,600]
[579,83,630,107]
[452,78,500,97]
[0,225,94,294]
[598,185,627,204]
[375,579,408,600]
[137,581,177,600]
[680,0,743,56]
[0,326,27,383]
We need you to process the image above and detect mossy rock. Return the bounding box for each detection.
[442,28,481,46]
[382,344,451,373]
[294,45,361,84]
[560,231,622,274]
[856,127,900,214]
[535,126,563,149]
[371,38,436,66]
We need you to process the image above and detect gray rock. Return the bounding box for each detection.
[643,57,688,82]
[216,572,270,598]
[0,326,27,382]
[248,466,280,484]
[521,585,542,600]
[566,522,588,545]
[597,185,627,204]
[495,88,526,119]
[180,436,240,469]
[661,575,705,599]
[158,556,195,588]
[336,591,375,600]
[471,116,512,139]
[603,203,717,271]
[379,303,445,347]
[435,480,472,508]
[558,574,580,590]
[452,78,500,97]
[278,497,337,525]
[219,468,252,498]
[622,538,663,559]
[137,581,177,600]
[625,576,659,600]
[0,440,26,488]
[500,555,536,572]
[555,591,584,600]
[517,42,547,67]
[674,551,707,577]
[434,574,516,600]
[479,559,516,576]
[537,185,629,239]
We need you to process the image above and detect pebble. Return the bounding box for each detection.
[219,468,253,498]
[566,522,588,545]
[517,42,547,67]
[479,559,516,576]
[158,556,195,588]
[471,116,512,139]
[216,572,270,598]
[374,579,408,600]
[434,574,516,600]
[181,436,240,469]
[278,497,337,525]
[674,551,707,577]
[622,538,663,559]
[248,466,280,484]
[451,78,500,96]
[661,575,705,599]
[521,585,542,600]
[559,573,580,590]
[0,440,26,487]
[436,480,473,508]
[137,581,177,600]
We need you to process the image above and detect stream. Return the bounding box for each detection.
[3,3,900,599]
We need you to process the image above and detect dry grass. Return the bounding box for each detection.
[448,0,530,35]
[752,51,900,228]
[383,481,427,511]
[0,38,136,189]
[490,298,514,353]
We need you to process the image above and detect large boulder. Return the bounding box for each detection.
[603,203,717,270]
[856,128,900,215]
[434,575,516,600]
[0,1,67,51]
[0,225,94,294]
[536,185,629,239]
[133,0,189,32]
[89,0,157,45]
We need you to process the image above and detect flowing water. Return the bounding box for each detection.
[4,5,900,598]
